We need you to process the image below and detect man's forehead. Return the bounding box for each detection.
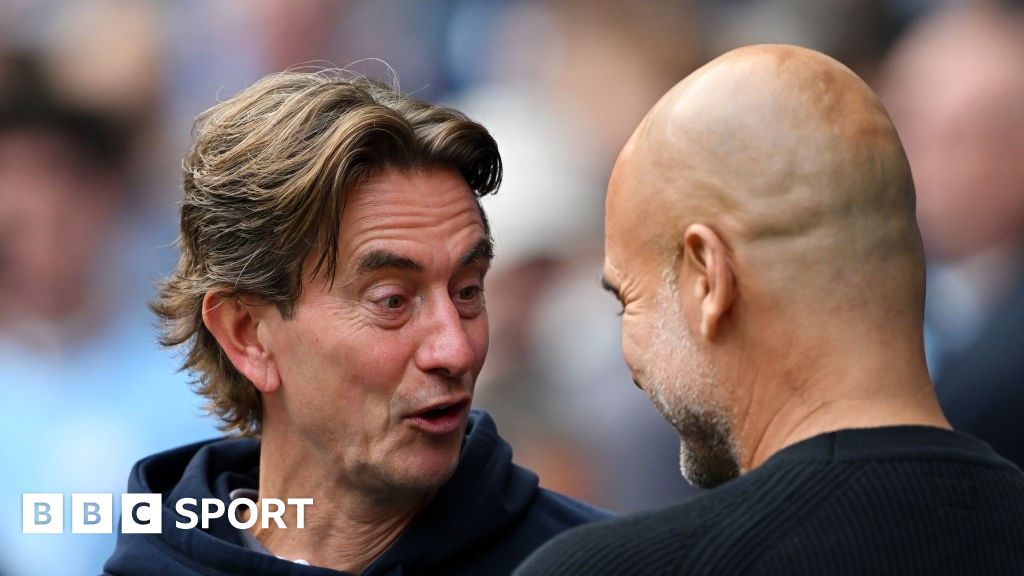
[605,152,661,252]
[343,168,478,226]
[602,255,622,285]
[607,136,637,200]
[606,128,677,223]
[347,167,477,212]
[605,156,638,233]
[319,167,486,273]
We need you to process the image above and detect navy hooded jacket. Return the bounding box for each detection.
[103,410,609,575]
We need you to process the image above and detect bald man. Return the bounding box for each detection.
[515,45,1024,576]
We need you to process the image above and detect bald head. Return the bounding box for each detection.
[609,44,922,317]
[604,46,946,483]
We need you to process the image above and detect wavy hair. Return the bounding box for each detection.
[153,70,502,436]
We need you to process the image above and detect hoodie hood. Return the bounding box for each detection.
[104,410,543,576]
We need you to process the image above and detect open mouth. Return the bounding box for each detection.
[422,403,460,419]
[407,398,470,434]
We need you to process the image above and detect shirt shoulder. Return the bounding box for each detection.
[530,488,613,526]
[514,502,699,576]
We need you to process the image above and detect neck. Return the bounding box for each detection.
[736,328,951,472]
[254,425,433,573]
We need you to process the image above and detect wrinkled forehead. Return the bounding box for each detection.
[326,167,488,272]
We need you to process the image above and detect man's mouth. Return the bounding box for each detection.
[422,402,461,418]
[406,397,471,435]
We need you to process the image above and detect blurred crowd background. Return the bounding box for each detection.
[1,0,1022,574]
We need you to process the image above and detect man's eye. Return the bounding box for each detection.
[457,286,482,300]
[365,288,411,327]
[379,295,405,309]
[454,284,485,318]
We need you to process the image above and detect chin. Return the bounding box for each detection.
[388,440,463,493]
[677,417,741,489]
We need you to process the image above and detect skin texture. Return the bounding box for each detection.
[603,44,950,489]
[203,167,491,571]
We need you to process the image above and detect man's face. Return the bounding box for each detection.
[602,155,740,489]
[260,167,490,494]
[884,28,1024,260]
[0,130,118,320]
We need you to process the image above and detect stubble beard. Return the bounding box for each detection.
[643,277,741,489]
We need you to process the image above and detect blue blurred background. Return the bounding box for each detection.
[2,0,1022,574]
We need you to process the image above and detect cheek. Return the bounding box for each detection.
[466,313,490,372]
[619,316,648,377]
[347,328,420,391]
[282,328,412,439]
[273,313,405,402]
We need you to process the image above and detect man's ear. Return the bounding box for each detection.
[202,290,281,394]
[681,223,736,341]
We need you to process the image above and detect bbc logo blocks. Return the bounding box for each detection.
[23,493,310,533]
[23,493,162,534]
[71,493,113,534]
[122,493,162,534]
[22,493,63,534]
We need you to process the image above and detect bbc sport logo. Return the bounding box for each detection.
[22,493,313,534]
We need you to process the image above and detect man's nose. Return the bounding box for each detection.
[414,295,478,379]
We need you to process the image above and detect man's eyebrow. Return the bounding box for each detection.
[352,239,492,278]
[355,250,425,276]
[601,275,622,302]
[459,237,495,269]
